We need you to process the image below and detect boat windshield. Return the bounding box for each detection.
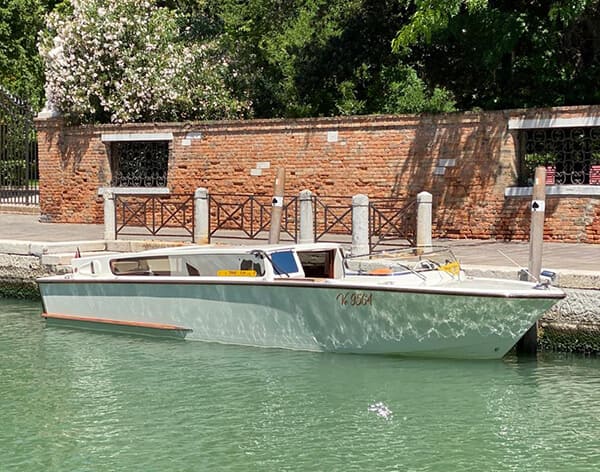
[270,251,299,275]
[344,246,460,276]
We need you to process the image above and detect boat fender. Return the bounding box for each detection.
[368,268,393,275]
[438,261,461,276]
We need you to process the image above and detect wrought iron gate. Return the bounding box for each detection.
[0,86,38,205]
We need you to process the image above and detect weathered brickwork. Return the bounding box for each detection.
[34,107,600,242]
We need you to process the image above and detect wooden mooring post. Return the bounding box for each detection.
[517,166,547,355]
[268,168,286,244]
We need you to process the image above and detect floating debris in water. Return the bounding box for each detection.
[368,401,393,420]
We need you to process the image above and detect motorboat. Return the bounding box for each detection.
[37,243,565,359]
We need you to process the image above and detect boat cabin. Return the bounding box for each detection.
[73,243,346,280]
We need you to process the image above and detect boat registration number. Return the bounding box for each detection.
[336,292,373,306]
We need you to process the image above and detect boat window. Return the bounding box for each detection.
[173,253,264,277]
[297,250,334,278]
[271,251,298,275]
[111,253,265,277]
[111,256,170,276]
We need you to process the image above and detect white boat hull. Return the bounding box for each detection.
[39,278,559,359]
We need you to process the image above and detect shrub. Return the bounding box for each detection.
[38,0,250,124]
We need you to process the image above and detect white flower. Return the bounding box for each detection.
[39,0,251,123]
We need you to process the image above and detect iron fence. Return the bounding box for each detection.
[109,141,169,188]
[112,192,416,248]
[369,198,416,250]
[520,127,600,185]
[114,193,194,240]
[208,193,415,248]
[312,195,354,241]
[0,86,39,205]
[209,193,299,241]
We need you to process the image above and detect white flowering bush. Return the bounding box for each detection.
[39,0,249,124]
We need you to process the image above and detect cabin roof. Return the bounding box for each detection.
[74,242,344,265]
[139,242,342,255]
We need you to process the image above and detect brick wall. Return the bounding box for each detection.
[34,107,600,243]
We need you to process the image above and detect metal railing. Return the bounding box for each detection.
[0,86,39,206]
[312,195,353,241]
[209,194,299,241]
[110,141,169,187]
[521,127,600,185]
[0,138,39,205]
[369,198,416,250]
[111,191,418,249]
[114,193,194,240]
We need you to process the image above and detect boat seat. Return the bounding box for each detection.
[186,263,200,276]
[240,260,253,271]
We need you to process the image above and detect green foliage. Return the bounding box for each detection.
[392,0,488,52]
[211,0,349,117]
[393,1,600,110]
[0,159,27,186]
[524,152,557,173]
[39,0,249,124]
[521,152,557,185]
[0,0,46,108]
[378,64,456,114]
[10,0,597,122]
[203,0,454,117]
[335,80,367,116]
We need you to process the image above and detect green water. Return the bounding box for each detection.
[1,299,599,471]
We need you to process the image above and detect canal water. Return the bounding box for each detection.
[1,299,599,471]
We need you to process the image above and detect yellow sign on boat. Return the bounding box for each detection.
[216,269,257,277]
[438,261,461,276]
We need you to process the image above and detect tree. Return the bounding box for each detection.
[393,1,600,110]
[205,0,455,118]
[392,0,488,53]
[0,0,51,108]
[38,0,250,124]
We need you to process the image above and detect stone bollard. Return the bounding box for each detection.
[352,194,370,256]
[103,190,116,241]
[298,189,315,244]
[194,187,210,245]
[416,191,433,249]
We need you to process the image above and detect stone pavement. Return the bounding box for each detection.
[0,213,599,272]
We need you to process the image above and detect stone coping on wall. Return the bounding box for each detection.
[101,132,174,142]
[40,111,506,137]
[508,115,600,129]
[505,185,600,198]
[97,187,170,196]
[35,104,600,132]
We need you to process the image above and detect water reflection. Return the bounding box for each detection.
[1,299,599,471]
[368,402,393,420]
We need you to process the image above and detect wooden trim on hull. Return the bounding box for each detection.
[42,313,193,339]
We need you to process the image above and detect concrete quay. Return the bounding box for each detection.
[0,213,599,353]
